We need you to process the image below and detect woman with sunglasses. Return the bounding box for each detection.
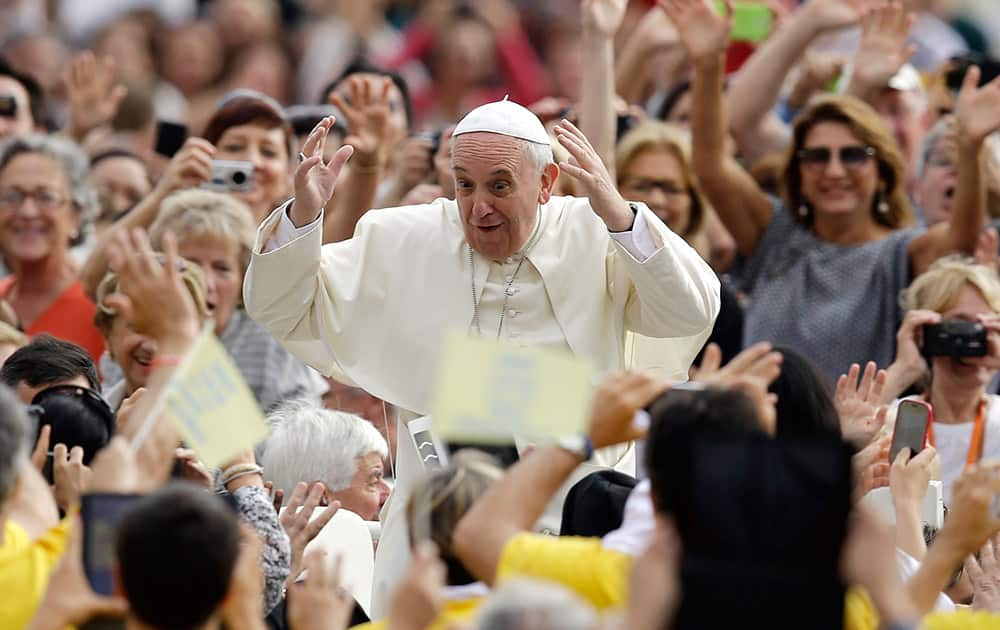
[668,0,1000,380]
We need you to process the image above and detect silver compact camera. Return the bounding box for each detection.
[204,160,254,193]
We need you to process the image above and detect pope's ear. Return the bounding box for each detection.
[538,162,560,204]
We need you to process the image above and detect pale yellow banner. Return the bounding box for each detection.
[163,328,270,467]
[430,332,595,443]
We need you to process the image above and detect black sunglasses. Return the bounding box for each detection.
[797,146,876,169]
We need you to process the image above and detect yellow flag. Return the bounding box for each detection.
[163,327,270,467]
[430,332,594,444]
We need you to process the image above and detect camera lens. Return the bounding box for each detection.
[231,170,248,186]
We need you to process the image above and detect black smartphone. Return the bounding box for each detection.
[154,121,188,158]
[945,54,1000,92]
[81,493,140,596]
[890,400,933,462]
[0,95,16,118]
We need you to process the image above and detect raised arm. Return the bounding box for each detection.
[80,138,215,298]
[579,0,627,175]
[452,373,664,583]
[910,67,1000,274]
[842,3,916,104]
[725,0,866,162]
[663,0,772,258]
[323,77,392,243]
[615,6,684,106]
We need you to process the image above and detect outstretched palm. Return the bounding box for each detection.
[850,3,915,91]
[835,362,888,445]
[294,117,354,216]
[658,0,732,62]
[955,66,1000,145]
[329,76,391,167]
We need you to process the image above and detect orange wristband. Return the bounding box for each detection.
[149,355,182,370]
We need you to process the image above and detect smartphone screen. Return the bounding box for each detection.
[891,401,932,462]
[154,121,188,158]
[81,494,139,596]
[716,1,772,43]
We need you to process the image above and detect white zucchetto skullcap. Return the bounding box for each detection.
[452,96,550,145]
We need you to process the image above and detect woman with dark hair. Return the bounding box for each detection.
[80,89,295,297]
[668,0,1000,380]
[769,346,841,440]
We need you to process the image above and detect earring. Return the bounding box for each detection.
[877,191,889,214]
[798,203,809,218]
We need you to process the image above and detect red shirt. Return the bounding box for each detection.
[0,276,105,363]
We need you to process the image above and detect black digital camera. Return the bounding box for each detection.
[922,321,987,358]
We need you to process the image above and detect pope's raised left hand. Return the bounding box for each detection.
[554,119,635,231]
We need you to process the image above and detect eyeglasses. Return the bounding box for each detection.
[620,179,690,198]
[0,188,68,211]
[797,146,876,170]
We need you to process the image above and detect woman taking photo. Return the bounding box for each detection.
[665,0,1000,380]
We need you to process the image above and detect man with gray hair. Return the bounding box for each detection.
[244,97,720,614]
[475,579,598,630]
[263,402,390,522]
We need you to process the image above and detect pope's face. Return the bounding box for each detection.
[452,132,554,261]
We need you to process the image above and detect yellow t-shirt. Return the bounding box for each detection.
[0,517,71,628]
[844,586,1000,630]
[351,597,482,630]
[495,533,632,610]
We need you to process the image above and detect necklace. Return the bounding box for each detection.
[469,210,542,339]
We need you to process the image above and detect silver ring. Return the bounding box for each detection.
[298,152,307,163]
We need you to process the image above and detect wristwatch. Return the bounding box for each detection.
[558,434,595,461]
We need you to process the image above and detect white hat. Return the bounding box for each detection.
[452,96,550,145]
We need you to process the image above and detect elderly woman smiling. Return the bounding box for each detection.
[263,402,391,522]
[0,135,104,360]
[100,189,325,413]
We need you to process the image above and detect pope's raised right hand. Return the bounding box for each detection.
[291,116,354,227]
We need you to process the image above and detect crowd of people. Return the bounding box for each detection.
[4,0,1000,628]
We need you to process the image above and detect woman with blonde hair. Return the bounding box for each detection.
[100,189,325,413]
[616,121,742,362]
[354,450,502,630]
[884,256,1000,500]
[668,0,1000,380]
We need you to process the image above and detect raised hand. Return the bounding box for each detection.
[835,362,888,445]
[955,65,1000,146]
[105,229,200,347]
[966,534,1000,611]
[553,119,634,230]
[852,435,891,502]
[52,444,91,512]
[64,51,127,140]
[328,77,391,170]
[890,446,937,509]
[280,481,340,588]
[789,51,849,109]
[587,372,670,449]
[632,4,682,53]
[395,136,435,194]
[291,116,354,225]
[154,138,215,197]
[942,462,1000,556]
[287,552,354,630]
[658,0,733,63]
[25,517,128,630]
[888,310,939,393]
[387,541,446,630]
[582,0,628,38]
[846,3,916,99]
[799,0,870,34]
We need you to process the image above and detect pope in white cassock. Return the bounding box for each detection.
[242,99,720,615]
